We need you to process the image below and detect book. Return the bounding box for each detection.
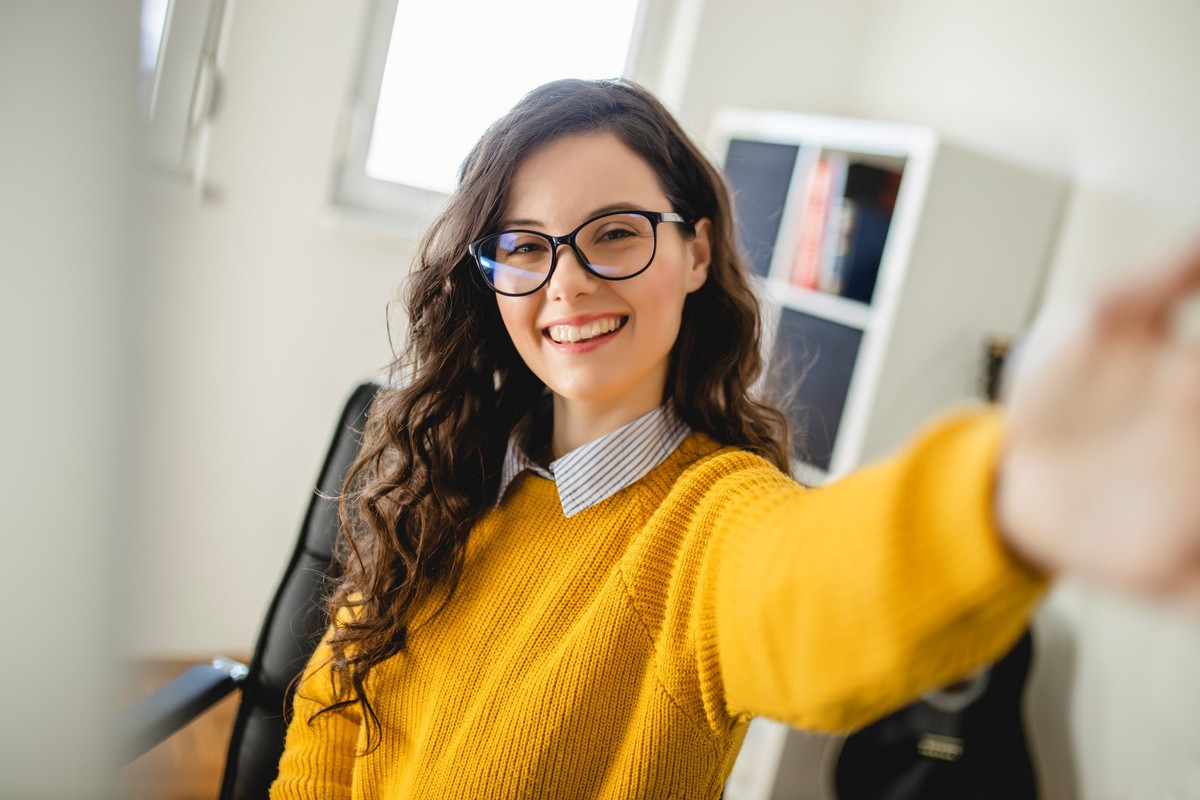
[789,153,847,289]
[844,161,901,213]
[839,202,890,304]
[817,197,857,295]
[833,162,902,304]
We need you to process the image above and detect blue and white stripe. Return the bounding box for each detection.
[499,403,692,518]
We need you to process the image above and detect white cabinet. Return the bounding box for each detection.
[709,109,1065,799]
[709,109,1064,485]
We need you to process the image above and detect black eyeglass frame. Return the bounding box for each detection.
[467,210,692,297]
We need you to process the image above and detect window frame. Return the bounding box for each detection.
[329,0,446,231]
[328,0,700,230]
[140,0,231,191]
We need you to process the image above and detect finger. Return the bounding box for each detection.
[1096,242,1200,337]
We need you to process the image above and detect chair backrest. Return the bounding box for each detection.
[219,379,383,800]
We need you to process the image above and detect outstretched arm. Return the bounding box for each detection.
[703,245,1200,733]
[702,412,1046,734]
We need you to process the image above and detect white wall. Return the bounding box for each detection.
[1,0,135,793]
[129,0,1200,796]
[671,0,874,134]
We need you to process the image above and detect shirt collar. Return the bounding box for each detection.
[498,403,692,518]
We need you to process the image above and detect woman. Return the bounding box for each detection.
[271,78,1200,798]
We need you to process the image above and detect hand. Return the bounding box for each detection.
[996,245,1200,611]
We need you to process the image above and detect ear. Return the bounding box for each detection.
[684,217,712,293]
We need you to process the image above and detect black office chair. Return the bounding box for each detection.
[122,379,384,799]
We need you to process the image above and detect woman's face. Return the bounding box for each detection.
[494,132,711,421]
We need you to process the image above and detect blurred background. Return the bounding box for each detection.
[3,0,1198,797]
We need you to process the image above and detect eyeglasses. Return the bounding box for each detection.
[468,210,691,297]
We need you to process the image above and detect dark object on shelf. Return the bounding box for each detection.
[984,337,1012,402]
[120,380,383,799]
[723,138,801,277]
[844,162,902,214]
[834,631,1038,800]
[838,200,890,305]
[835,163,902,304]
[770,309,863,472]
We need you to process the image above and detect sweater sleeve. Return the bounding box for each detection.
[695,409,1048,733]
[269,623,362,799]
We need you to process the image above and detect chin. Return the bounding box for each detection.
[547,382,624,404]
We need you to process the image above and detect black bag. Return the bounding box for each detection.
[833,631,1037,800]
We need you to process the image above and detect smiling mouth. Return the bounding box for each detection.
[543,316,628,344]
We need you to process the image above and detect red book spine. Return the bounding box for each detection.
[790,156,834,289]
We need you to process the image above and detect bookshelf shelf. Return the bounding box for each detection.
[764,279,874,331]
[712,108,1066,800]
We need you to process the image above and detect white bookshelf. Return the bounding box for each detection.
[710,109,1065,799]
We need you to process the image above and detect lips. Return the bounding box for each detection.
[543,315,627,344]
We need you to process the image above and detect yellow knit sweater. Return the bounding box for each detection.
[270,411,1045,799]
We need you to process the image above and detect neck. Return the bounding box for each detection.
[550,390,665,459]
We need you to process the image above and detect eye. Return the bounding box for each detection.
[589,223,641,246]
[598,227,636,241]
[498,233,550,258]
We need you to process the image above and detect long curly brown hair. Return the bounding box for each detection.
[317,78,790,744]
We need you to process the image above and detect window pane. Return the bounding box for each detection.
[365,0,642,194]
[138,0,172,116]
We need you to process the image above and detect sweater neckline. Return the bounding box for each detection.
[498,403,692,517]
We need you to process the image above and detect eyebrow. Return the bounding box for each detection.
[499,202,652,231]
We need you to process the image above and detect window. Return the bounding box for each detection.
[138,0,172,116]
[333,0,648,225]
[138,0,230,183]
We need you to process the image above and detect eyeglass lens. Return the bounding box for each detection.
[476,212,657,295]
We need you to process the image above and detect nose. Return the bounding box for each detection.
[545,245,597,301]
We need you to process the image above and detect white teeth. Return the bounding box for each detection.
[547,316,623,344]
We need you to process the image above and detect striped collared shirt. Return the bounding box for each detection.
[498,403,693,518]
